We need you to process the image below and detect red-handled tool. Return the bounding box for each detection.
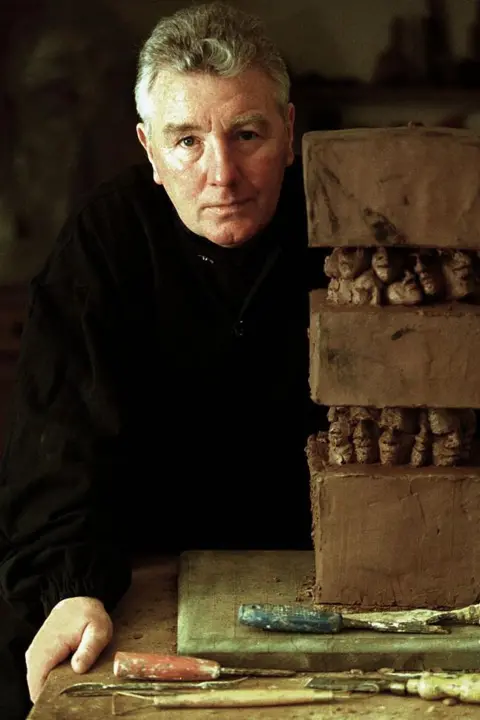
[113,651,295,681]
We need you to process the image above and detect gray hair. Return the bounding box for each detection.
[135,2,290,130]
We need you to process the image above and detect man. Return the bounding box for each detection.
[0,3,322,717]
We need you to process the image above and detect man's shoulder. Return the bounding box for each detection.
[72,162,168,221]
[47,163,173,279]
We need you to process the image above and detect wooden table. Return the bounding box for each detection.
[29,556,480,719]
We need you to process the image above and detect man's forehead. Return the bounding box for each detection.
[152,68,279,114]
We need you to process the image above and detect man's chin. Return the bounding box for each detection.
[201,220,260,247]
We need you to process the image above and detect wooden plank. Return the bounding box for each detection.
[177,550,480,672]
[310,289,480,408]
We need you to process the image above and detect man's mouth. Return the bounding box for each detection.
[205,199,251,209]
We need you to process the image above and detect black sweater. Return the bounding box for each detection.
[0,158,325,628]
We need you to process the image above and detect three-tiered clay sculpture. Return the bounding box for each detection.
[303,126,480,609]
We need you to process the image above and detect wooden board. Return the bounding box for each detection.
[177,550,480,672]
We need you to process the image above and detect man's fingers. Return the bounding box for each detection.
[26,637,73,702]
[25,598,113,703]
[71,618,113,673]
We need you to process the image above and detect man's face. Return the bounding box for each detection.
[137,68,295,247]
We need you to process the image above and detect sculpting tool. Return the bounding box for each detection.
[113,651,296,681]
[110,687,351,714]
[307,671,480,704]
[238,603,450,634]
[60,678,246,696]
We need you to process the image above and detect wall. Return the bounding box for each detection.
[238,0,476,81]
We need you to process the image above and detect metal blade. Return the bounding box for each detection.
[60,678,246,696]
[307,677,387,693]
[342,618,450,634]
[221,667,296,677]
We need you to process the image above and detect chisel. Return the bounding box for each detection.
[308,672,480,704]
[113,651,296,681]
[238,603,449,634]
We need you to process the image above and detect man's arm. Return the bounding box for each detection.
[0,207,133,629]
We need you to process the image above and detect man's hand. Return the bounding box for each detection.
[25,596,113,703]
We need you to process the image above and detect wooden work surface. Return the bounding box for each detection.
[29,554,480,719]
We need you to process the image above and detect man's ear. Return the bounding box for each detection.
[136,123,162,185]
[286,103,295,166]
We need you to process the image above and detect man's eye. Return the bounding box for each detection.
[179,136,196,147]
[238,130,258,141]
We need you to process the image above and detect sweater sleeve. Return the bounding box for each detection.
[0,208,133,627]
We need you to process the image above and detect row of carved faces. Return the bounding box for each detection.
[325,247,480,306]
[326,407,477,467]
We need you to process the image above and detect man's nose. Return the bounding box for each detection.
[204,141,238,185]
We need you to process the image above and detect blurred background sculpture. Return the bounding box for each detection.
[0,0,141,285]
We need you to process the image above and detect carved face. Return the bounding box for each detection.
[353,419,378,463]
[329,420,351,444]
[432,430,462,466]
[413,251,444,297]
[337,248,370,280]
[428,409,463,466]
[372,248,391,283]
[387,271,423,305]
[442,250,475,299]
[379,429,412,465]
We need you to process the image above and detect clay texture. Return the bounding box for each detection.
[310,290,480,408]
[308,434,480,608]
[303,127,480,249]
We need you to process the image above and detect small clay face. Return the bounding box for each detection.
[329,419,351,444]
[328,413,354,465]
[353,418,378,463]
[379,428,413,465]
[442,250,476,299]
[386,271,423,305]
[410,410,432,467]
[327,277,354,304]
[372,248,403,284]
[328,420,353,465]
[413,251,444,297]
[428,409,459,435]
[352,270,382,305]
[372,248,391,283]
[378,408,417,465]
[337,248,370,280]
[432,430,462,466]
[327,271,382,305]
[428,409,463,466]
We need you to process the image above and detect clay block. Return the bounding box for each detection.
[303,127,480,249]
[309,451,480,608]
[310,290,480,408]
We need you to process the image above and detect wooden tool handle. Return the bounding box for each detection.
[407,674,480,703]
[113,652,220,681]
[238,603,343,633]
[149,688,342,708]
